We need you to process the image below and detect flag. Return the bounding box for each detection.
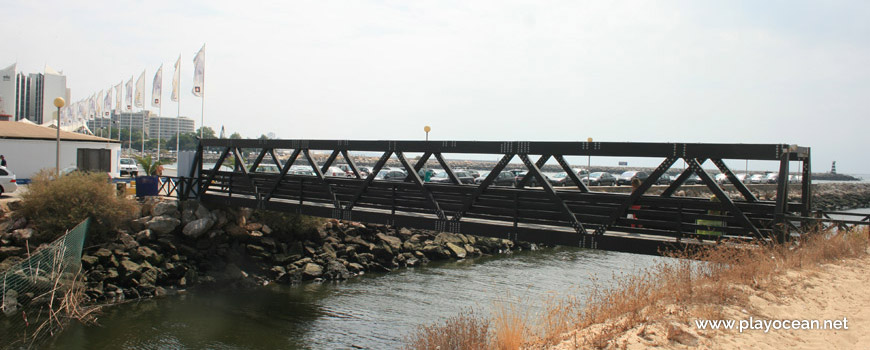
[125,77,134,110]
[220,125,225,138]
[95,90,104,118]
[135,70,145,108]
[152,64,163,107]
[115,82,122,111]
[192,44,205,97]
[104,88,113,117]
[171,54,181,102]
[88,94,96,119]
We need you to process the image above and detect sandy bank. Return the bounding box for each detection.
[552,252,870,350]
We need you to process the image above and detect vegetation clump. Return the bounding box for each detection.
[18,170,138,243]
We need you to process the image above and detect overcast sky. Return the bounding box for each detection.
[3,1,869,173]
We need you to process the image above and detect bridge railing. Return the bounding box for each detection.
[176,139,813,253]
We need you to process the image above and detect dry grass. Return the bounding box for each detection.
[403,226,869,350]
[404,309,490,350]
[18,170,138,243]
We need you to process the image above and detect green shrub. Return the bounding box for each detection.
[18,170,139,243]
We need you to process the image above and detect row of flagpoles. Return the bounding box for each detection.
[60,44,206,160]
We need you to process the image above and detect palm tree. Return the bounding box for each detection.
[135,155,170,176]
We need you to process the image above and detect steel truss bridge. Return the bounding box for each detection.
[161,139,832,256]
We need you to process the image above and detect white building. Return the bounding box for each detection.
[0,64,70,124]
[0,120,121,179]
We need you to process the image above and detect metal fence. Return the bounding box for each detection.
[1,218,90,349]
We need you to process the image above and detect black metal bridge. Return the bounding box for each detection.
[164,139,821,256]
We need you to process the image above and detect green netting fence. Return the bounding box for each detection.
[1,217,90,349]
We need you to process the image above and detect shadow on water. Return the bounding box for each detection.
[42,246,666,350]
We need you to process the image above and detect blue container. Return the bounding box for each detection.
[135,176,159,197]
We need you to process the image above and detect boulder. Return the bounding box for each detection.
[302,263,323,280]
[11,228,34,244]
[445,242,467,259]
[182,218,214,239]
[398,227,413,238]
[225,225,248,239]
[422,244,449,260]
[408,234,428,244]
[93,248,113,260]
[130,216,151,232]
[147,216,181,235]
[119,259,143,276]
[435,232,464,245]
[135,246,162,265]
[376,233,403,251]
[134,229,154,242]
[323,260,351,280]
[261,224,273,235]
[244,222,263,232]
[81,255,99,269]
[140,267,159,286]
[118,233,139,250]
[151,201,178,217]
[194,204,212,220]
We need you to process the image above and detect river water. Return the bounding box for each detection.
[46,247,667,349]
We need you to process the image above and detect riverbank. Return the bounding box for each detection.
[548,240,870,350]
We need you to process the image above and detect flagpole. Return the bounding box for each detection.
[176,59,181,156]
[200,53,205,139]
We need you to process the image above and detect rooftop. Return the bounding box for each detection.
[0,120,119,143]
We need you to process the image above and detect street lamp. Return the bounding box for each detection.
[54,97,65,176]
[424,125,431,141]
[587,137,593,184]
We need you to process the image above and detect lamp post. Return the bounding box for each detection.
[424,125,431,141]
[54,97,66,176]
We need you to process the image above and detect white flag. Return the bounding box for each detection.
[88,94,96,119]
[152,64,163,107]
[104,88,113,116]
[115,82,122,111]
[95,90,104,118]
[125,77,134,110]
[171,55,181,102]
[135,70,145,108]
[192,44,205,97]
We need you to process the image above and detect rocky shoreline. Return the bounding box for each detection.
[72,199,521,303]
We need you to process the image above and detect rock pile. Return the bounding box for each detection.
[72,199,517,302]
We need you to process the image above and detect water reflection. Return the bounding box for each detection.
[47,247,666,349]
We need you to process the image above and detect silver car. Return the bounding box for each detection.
[0,167,19,196]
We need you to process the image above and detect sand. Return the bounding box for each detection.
[550,254,870,350]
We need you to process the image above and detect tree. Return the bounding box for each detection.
[229,132,242,139]
[166,132,199,151]
[196,126,216,139]
[134,155,172,176]
[258,134,270,140]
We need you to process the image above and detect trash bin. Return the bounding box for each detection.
[135,176,159,197]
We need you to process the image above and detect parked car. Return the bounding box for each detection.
[335,164,355,177]
[467,170,481,178]
[375,170,409,182]
[0,167,18,196]
[323,166,347,177]
[581,172,618,186]
[734,173,749,184]
[686,175,702,185]
[548,169,589,187]
[656,174,673,186]
[715,173,729,184]
[289,165,315,176]
[119,157,139,177]
[254,164,280,173]
[429,170,475,184]
[357,167,371,178]
[749,174,765,184]
[617,171,648,186]
[474,171,516,187]
[765,173,778,184]
[514,171,543,187]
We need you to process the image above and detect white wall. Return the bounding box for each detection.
[0,138,121,179]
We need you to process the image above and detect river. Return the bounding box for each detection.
[46,247,666,349]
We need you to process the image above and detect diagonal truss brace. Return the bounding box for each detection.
[553,155,590,192]
[606,157,677,233]
[452,153,515,221]
[686,158,762,238]
[397,151,448,220]
[519,154,586,233]
[303,149,340,208]
[711,158,757,202]
[345,151,394,211]
[516,154,551,188]
[263,148,301,201]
